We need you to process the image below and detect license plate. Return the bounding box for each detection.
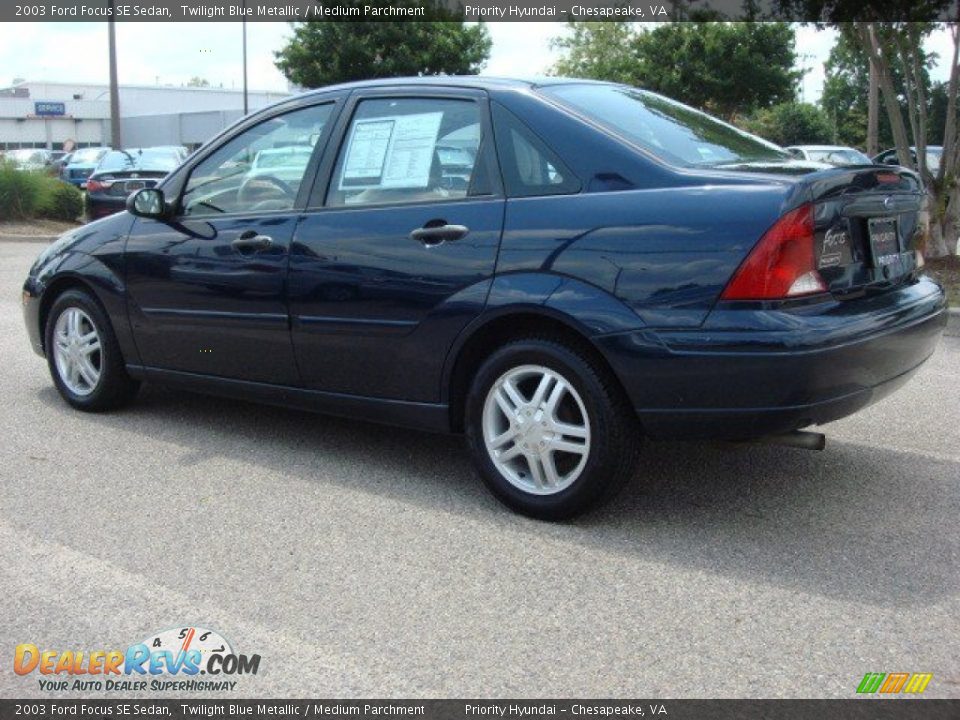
[126,180,145,191]
[868,217,900,268]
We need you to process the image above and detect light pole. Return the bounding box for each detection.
[242,1,248,115]
[107,0,121,147]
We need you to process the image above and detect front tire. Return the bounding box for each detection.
[45,289,139,411]
[465,338,639,520]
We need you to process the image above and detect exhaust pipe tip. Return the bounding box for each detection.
[758,430,826,451]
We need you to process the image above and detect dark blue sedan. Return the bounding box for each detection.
[21,77,947,519]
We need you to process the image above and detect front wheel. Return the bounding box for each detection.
[45,289,140,411]
[465,338,640,520]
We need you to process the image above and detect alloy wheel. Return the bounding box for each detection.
[52,307,102,396]
[482,364,591,495]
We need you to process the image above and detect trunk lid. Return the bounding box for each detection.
[713,163,925,297]
[808,166,924,297]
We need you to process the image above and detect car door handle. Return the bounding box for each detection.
[232,231,273,252]
[410,222,469,246]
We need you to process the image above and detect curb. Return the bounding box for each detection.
[0,234,56,243]
[947,307,960,338]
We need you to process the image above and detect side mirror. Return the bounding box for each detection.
[127,187,167,219]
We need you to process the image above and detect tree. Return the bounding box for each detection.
[551,22,801,120]
[275,2,490,88]
[821,30,898,150]
[187,76,210,87]
[739,102,835,146]
[550,22,638,85]
[855,22,960,257]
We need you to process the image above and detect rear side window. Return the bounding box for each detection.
[492,103,579,198]
[541,84,789,168]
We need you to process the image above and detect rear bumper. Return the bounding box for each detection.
[86,195,126,221]
[595,277,948,440]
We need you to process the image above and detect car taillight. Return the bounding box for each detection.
[85,178,110,193]
[720,203,827,301]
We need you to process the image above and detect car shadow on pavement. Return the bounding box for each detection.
[35,383,958,609]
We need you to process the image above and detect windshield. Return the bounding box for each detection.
[541,84,789,167]
[71,147,108,164]
[98,149,180,172]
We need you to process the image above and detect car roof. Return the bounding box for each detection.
[293,74,612,99]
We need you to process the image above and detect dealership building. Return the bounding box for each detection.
[0,80,290,151]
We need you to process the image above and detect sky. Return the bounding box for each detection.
[0,22,956,103]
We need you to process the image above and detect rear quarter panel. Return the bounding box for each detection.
[495,185,788,328]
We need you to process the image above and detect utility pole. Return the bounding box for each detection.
[242,1,249,115]
[107,0,121,148]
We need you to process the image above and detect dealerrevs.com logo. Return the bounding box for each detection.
[14,627,261,692]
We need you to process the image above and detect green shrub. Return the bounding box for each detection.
[0,162,83,222]
[0,161,45,219]
[37,177,83,221]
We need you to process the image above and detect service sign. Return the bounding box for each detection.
[33,101,65,116]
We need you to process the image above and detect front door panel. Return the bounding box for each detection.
[125,215,299,385]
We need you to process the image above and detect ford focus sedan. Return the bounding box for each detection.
[22,77,947,519]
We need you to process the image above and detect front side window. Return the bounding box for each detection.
[181,103,332,216]
[327,98,483,208]
[541,84,789,168]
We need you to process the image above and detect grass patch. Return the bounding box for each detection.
[924,255,960,307]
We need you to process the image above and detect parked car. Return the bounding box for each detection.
[62,146,111,187]
[786,145,873,166]
[874,145,943,171]
[84,147,183,221]
[5,148,52,171]
[247,145,315,186]
[49,150,70,174]
[53,152,73,178]
[22,77,947,519]
[152,145,190,162]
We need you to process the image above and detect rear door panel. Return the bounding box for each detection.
[289,200,503,401]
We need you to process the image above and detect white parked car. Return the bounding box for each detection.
[786,145,873,166]
[4,148,52,171]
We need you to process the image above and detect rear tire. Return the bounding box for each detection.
[465,337,640,520]
[45,289,140,412]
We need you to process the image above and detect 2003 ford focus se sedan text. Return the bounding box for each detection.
[22,77,948,519]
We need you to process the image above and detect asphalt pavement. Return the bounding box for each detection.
[1,239,958,699]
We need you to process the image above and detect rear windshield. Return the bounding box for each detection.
[71,148,108,164]
[541,84,789,168]
[98,150,179,172]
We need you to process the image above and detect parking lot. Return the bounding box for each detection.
[1,238,958,699]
